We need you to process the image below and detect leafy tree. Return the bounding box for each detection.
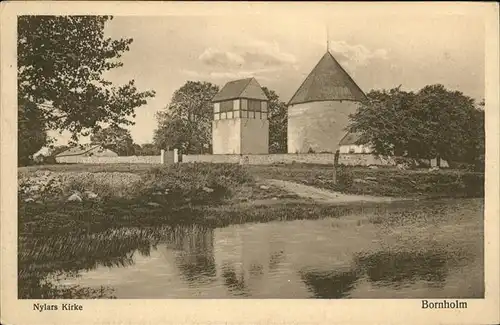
[90,125,135,156]
[263,87,287,153]
[18,100,48,166]
[17,15,155,164]
[348,84,484,168]
[139,143,160,156]
[132,143,142,156]
[132,143,159,156]
[154,81,219,154]
[413,84,479,166]
[348,87,419,157]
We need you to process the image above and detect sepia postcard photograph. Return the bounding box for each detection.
[1,1,499,325]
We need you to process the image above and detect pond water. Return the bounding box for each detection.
[54,199,484,298]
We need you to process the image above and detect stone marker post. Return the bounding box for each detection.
[173,149,179,163]
[160,149,166,164]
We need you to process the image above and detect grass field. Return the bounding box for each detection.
[17,162,484,298]
[19,162,484,199]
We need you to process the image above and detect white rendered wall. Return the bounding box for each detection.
[287,101,360,153]
[240,118,269,154]
[212,119,241,154]
[339,144,374,154]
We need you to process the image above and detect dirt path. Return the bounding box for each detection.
[263,179,401,204]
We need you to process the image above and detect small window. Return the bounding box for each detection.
[234,110,240,118]
[220,100,233,112]
[221,112,227,119]
[242,111,248,118]
[214,113,220,120]
[227,111,233,119]
[248,100,261,112]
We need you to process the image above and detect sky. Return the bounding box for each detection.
[49,9,485,145]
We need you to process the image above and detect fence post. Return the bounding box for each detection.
[160,149,165,164]
[173,149,179,163]
[333,150,340,185]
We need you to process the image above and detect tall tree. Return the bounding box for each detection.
[413,85,478,165]
[348,87,419,157]
[139,143,160,156]
[154,81,219,154]
[18,100,48,166]
[17,15,155,164]
[90,125,135,156]
[348,84,484,168]
[263,87,287,153]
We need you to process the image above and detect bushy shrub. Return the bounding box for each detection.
[138,163,254,205]
[336,166,354,190]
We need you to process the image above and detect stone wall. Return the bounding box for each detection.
[55,150,178,165]
[57,155,162,164]
[182,153,338,165]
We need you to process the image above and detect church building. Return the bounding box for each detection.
[211,77,269,154]
[287,50,367,153]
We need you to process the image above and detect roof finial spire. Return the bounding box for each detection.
[326,25,330,53]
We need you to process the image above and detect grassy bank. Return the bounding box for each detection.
[18,162,484,298]
[20,162,485,200]
[247,164,484,199]
[19,197,483,298]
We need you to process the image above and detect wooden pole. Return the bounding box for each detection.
[333,150,340,185]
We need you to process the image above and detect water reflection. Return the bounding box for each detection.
[167,225,217,285]
[299,270,359,298]
[22,199,484,299]
[221,263,250,297]
[354,251,448,287]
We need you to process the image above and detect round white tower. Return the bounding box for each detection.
[287,51,367,153]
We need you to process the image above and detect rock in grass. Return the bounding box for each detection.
[202,187,214,193]
[147,202,161,207]
[67,193,82,202]
[259,185,270,190]
[84,191,98,199]
[24,198,35,203]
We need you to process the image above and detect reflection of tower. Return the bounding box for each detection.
[167,225,216,285]
[211,77,269,154]
[214,224,288,297]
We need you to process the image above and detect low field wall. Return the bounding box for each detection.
[181,153,449,167]
[183,153,337,165]
[57,155,162,164]
[55,149,178,165]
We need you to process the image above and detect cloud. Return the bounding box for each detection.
[235,40,297,67]
[185,40,298,82]
[182,68,273,81]
[198,48,245,68]
[329,40,389,68]
[198,40,296,70]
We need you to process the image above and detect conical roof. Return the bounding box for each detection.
[288,51,367,105]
